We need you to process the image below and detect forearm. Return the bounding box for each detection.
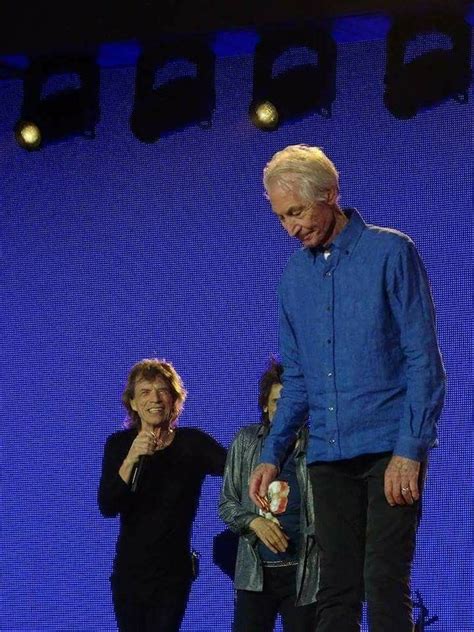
[259,399,306,465]
[118,454,138,484]
[98,439,134,517]
[219,438,258,533]
[389,240,446,460]
[219,502,258,534]
[263,293,309,465]
[400,326,445,449]
[219,482,258,533]
[207,442,227,476]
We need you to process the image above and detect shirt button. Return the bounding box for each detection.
[327,372,333,377]
[329,438,336,444]
[325,271,332,277]
[328,406,334,411]
[327,339,332,344]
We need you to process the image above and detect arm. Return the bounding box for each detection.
[219,431,260,535]
[258,292,309,467]
[98,431,159,517]
[199,430,227,476]
[118,431,158,484]
[388,239,446,461]
[219,431,288,553]
[384,240,446,505]
[98,434,134,518]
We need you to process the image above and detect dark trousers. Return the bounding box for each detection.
[233,564,317,632]
[112,580,192,632]
[309,452,425,632]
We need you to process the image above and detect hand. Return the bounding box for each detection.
[249,463,278,510]
[249,517,289,553]
[125,431,157,465]
[384,455,421,506]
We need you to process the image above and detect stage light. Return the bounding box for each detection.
[15,121,41,150]
[249,27,337,131]
[384,13,471,119]
[130,39,216,143]
[251,100,279,130]
[15,54,100,150]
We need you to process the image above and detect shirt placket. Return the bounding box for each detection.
[320,249,340,458]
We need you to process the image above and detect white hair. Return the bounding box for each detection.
[263,144,339,204]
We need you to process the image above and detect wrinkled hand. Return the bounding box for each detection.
[384,455,421,506]
[126,431,157,465]
[249,463,278,510]
[249,517,289,553]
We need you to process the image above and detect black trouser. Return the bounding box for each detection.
[309,452,425,632]
[112,580,192,632]
[233,564,317,632]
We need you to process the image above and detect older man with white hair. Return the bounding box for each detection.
[249,145,445,632]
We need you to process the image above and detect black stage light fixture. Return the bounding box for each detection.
[384,13,472,119]
[130,39,216,143]
[250,27,337,131]
[15,54,100,150]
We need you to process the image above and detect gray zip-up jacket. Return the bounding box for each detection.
[218,423,319,606]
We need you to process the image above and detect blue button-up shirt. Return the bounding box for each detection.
[261,209,446,466]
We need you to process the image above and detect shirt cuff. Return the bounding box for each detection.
[259,445,281,467]
[394,436,435,461]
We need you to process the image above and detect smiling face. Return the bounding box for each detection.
[267,184,339,249]
[130,376,174,433]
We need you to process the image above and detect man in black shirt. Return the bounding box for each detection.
[98,358,226,632]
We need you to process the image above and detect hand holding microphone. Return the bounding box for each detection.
[128,431,158,462]
[127,431,158,492]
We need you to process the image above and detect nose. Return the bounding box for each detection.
[285,218,300,237]
[151,388,162,401]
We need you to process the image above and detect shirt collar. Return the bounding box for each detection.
[308,207,365,258]
[331,208,365,253]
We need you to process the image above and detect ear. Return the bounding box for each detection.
[326,187,338,206]
[263,406,268,413]
[130,398,138,412]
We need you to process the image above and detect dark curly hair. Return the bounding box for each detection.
[258,356,283,425]
[122,358,187,430]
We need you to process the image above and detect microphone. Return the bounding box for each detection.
[131,455,146,493]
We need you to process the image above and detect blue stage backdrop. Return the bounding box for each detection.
[1,25,472,632]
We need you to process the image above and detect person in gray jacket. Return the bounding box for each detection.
[219,358,318,632]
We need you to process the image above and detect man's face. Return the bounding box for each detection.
[130,375,174,430]
[267,184,337,249]
[265,383,283,424]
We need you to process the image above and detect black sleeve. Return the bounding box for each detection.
[97,433,134,518]
[194,429,227,476]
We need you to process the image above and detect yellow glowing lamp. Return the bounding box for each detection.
[250,100,279,130]
[15,121,42,150]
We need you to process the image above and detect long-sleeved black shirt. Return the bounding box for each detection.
[98,427,226,604]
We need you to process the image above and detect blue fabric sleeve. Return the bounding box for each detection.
[260,288,309,467]
[388,239,446,461]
